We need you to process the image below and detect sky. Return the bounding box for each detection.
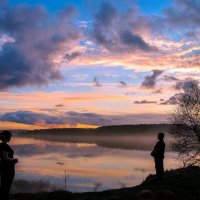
[0,0,199,129]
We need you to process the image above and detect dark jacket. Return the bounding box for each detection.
[0,142,15,171]
[151,140,165,159]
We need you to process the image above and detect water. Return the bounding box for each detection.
[10,134,180,193]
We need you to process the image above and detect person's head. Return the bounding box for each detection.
[0,130,12,143]
[158,132,164,141]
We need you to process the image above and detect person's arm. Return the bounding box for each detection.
[151,142,159,157]
[2,151,18,163]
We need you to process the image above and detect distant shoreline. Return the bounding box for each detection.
[15,124,173,151]
[18,124,172,135]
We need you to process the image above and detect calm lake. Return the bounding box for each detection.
[10,133,180,193]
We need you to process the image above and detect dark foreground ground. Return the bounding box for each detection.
[12,166,200,200]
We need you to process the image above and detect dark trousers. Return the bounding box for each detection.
[154,158,164,179]
[0,168,15,200]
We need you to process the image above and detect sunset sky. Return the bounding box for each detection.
[0,0,199,129]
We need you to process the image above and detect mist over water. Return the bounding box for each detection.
[10,133,180,193]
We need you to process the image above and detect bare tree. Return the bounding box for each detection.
[169,80,200,166]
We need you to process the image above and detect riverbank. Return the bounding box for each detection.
[12,166,200,200]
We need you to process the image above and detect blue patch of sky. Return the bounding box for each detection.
[7,68,152,94]
[10,0,91,21]
[136,0,172,15]
[10,0,172,20]
[182,49,200,58]
[62,66,141,84]
[7,66,144,94]
[10,0,83,24]
[164,29,192,42]
[8,82,93,93]
[7,84,57,93]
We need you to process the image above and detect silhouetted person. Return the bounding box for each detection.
[0,130,18,200]
[151,132,165,179]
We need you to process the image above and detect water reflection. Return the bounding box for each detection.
[17,133,173,151]
[10,135,180,193]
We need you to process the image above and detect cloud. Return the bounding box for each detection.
[141,70,163,89]
[134,100,157,104]
[120,30,153,52]
[64,51,81,63]
[142,0,200,40]
[174,78,199,90]
[64,111,113,126]
[119,81,127,87]
[93,2,117,47]
[92,2,156,53]
[93,76,102,87]
[0,110,113,126]
[0,110,168,127]
[165,0,200,32]
[0,111,65,125]
[152,89,162,94]
[55,104,64,108]
[164,75,179,82]
[0,4,82,90]
[160,94,180,105]
[75,1,199,72]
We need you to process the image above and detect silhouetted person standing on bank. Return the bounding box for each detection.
[151,132,165,179]
[0,130,18,200]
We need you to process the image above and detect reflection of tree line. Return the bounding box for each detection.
[18,124,172,151]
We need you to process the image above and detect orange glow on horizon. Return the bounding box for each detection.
[0,121,99,130]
